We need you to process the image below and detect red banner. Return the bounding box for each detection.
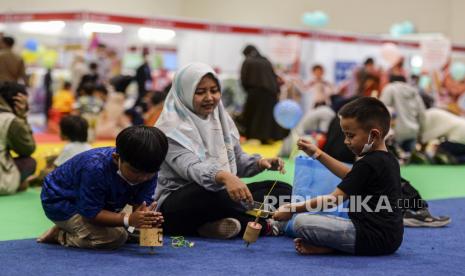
[1,11,464,52]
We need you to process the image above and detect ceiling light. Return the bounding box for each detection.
[138,27,176,43]
[82,22,123,35]
[19,21,66,35]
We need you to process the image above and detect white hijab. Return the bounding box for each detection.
[155,63,239,174]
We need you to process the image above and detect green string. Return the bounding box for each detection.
[171,236,195,248]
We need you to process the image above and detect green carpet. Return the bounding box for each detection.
[244,162,465,201]
[1,164,464,241]
[399,165,465,200]
[0,188,52,241]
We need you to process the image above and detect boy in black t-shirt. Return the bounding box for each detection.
[273,97,403,256]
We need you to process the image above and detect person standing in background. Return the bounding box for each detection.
[96,43,111,83]
[43,68,53,123]
[355,58,381,97]
[78,62,100,93]
[0,36,27,85]
[240,45,285,144]
[70,54,87,93]
[135,52,152,108]
[303,64,335,111]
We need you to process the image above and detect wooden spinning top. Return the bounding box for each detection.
[243,221,262,247]
[140,228,163,253]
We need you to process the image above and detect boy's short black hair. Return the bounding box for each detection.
[338,97,391,137]
[116,126,168,173]
[59,115,88,142]
[0,82,27,111]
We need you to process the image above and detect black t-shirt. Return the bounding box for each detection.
[338,151,403,255]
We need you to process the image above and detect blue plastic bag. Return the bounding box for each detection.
[285,156,349,236]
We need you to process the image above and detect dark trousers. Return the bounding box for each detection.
[160,181,292,236]
[401,177,428,211]
[13,156,37,183]
[439,141,465,163]
[241,89,287,141]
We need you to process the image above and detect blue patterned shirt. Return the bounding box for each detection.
[41,147,156,221]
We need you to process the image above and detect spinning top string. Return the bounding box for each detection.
[254,180,278,223]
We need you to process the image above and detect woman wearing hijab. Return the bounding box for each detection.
[155,63,292,239]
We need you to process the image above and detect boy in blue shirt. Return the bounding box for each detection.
[37,126,168,250]
[273,97,403,256]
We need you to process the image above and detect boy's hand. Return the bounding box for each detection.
[140,201,164,227]
[258,157,286,174]
[297,138,320,157]
[129,202,163,228]
[139,201,158,212]
[152,212,164,228]
[272,204,293,221]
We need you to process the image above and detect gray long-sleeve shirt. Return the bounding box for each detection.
[380,82,426,142]
[154,138,262,209]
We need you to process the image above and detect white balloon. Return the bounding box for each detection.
[380,43,402,67]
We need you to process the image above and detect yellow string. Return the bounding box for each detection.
[254,180,278,222]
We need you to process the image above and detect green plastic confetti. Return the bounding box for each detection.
[171,236,195,248]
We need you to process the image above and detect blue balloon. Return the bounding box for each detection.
[302,11,329,27]
[24,39,38,52]
[273,100,303,129]
[451,62,465,82]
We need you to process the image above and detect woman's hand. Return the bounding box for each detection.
[216,171,253,202]
[13,94,28,118]
[272,204,294,221]
[258,157,286,174]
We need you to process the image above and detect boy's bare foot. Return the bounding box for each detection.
[37,226,60,244]
[294,238,334,255]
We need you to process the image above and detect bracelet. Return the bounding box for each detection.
[123,214,129,227]
[312,149,322,160]
[123,214,135,233]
